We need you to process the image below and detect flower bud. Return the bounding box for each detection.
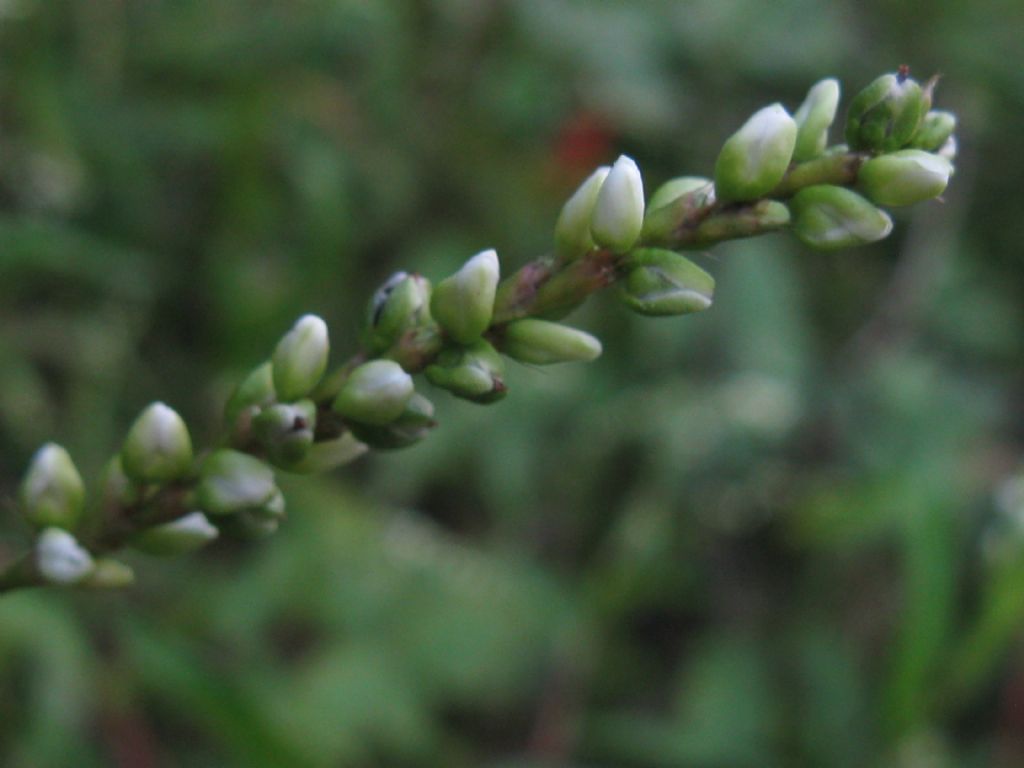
[792,78,840,162]
[554,165,610,258]
[430,249,500,344]
[253,400,317,466]
[858,150,952,207]
[618,249,715,316]
[347,393,437,450]
[845,72,926,152]
[196,450,277,516]
[20,443,85,531]
[790,185,893,250]
[121,402,193,483]
[224,361,276,427]
[590,155,645,253]
[272,314,329,402]
[647,176,713,212]
[130,511,220,556]
[426,340,507,404]
[287,433,368,473]
[364,272,434,353]
[35,528,93,585]
[714,103,797,202]
[498,319,602,365]
[910,110,956,152]
[332,360,414,425]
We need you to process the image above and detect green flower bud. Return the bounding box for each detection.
[253,400,317,466]
[858,149,952,207]
[910,110,956,152]
[790,185,893,250]
[272,314,329,401]
[792,78,840,162]
[82,558,135,589]
[590,154,645,253]
[121,402,193,483]
[430,249,500,344]
[619,249,715,316]
[287,433,368,473]
[19,443,85,531]
[365,272,434,353]
[554,165,610,258]
[499,318,602,365]
[714,103,797,202]
[130,511,220,556]
[224,361,276,427]
[35,528,93,585]
[332,360,414,425]
[845,72,925,152]
[196,450,277,516]
[647,176,713,212]
[347,393,437,450]
[425,340,507,404]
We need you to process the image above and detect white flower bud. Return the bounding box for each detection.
[590,155,645,253]
[272,314,329,401]
[20,443,86,531]
[332,360,414,425]
[35,528,94,585]
[197,450,277,516]
[131,511,220,556]
[121,402,193,483]
[858,150,952,207]
[792,79,840,162]
[554,165,610,258]
[714,103,797,202]
[790,185,893,250]
[430,248,500,344]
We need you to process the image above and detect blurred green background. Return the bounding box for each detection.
[2,0,1023,765]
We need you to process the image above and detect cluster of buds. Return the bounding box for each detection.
[2,69,959,595]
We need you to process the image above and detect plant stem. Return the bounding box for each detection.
[0,149,874,597]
